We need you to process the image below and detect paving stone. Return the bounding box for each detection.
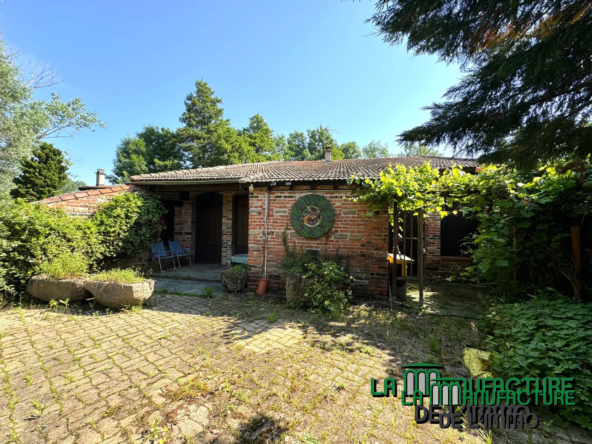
[0,291,585,444]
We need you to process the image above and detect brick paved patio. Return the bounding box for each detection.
[0,290,590,444]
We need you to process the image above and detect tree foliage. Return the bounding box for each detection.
[109,126,181,183]
[396,142,442,157]
[176,80,252,168]
[113,79,390,177]
[362,140,390,158]
[370,0,592,168]
[438,164,590,297]
[0,36,105,192]
[10,142,68,201]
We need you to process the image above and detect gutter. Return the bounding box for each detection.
[128,179,242,186]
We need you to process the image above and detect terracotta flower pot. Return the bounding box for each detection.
[256,279,268,295]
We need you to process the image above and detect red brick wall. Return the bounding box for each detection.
[38,184,465,280]
[246,186,390,296]
[38,185,136,217]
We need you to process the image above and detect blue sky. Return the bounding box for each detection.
[1,0,461,185]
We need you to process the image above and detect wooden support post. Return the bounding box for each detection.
[571,226,582,301]
[418,208,425,307]
[392,202,399,303]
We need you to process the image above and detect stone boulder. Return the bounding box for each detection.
[221,268,247,292]
[84,279,154,309]
[27,276,92,302]
[285,272,311,304]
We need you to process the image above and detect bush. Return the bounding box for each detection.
[0,198,102,300]
[483,290,592,429]
[90,268,145,284]
[92,193,166,260]
[305,259,354,317]
[0,192,165,302]
[39,252,89,280]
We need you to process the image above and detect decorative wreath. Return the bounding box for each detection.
[290,194,335,239]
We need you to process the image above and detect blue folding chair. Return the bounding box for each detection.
[169,240,192,267]
[151,242,176,272]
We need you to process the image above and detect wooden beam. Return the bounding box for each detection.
[418,208,425,307]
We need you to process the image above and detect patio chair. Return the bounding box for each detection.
[151,242,176,273]
[169,240,192,267]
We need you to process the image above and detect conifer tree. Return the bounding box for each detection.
[176,80,251,168]
[370,0,592,168]
[10,142,68,201]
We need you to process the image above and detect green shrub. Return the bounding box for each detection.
[305,259,354,317]
[39,252,89,280]
[92,193,166,260]
[281,226,349,275]
[89,268,145,284]
[483,290,592,429]
[0,198,102,299]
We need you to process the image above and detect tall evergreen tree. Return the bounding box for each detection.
[176,80,250,168]
[370,0,592,168]
[239,114,280,162]
[10,142,68,201]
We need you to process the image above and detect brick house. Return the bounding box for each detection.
[40,150,478,296]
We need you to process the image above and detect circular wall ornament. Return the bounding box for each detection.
[290,194,335,239]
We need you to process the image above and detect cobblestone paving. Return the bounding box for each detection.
[0,293,590,444]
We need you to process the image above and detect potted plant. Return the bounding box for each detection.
[84,269,154,309]
[221,264,248,293]
[27,252,92,302]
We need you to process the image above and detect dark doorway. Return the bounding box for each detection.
[440,207,479,257]
[195,193,223,263]
[159,200,183,244]
[233,194,249,255]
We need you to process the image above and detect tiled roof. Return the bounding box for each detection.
[129,157,478,183]
[38,185,131,204]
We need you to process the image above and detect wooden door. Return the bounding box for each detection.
[195,193,223,263]
[234,194,249,254]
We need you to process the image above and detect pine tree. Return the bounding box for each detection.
[176,80,251,168]
[239,114,280,162]
[10,142,68,201]
[370,0,592,168]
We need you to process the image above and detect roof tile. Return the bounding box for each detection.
[130,157,477,183]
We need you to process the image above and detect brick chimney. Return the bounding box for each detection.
[96,169,105,186]
[324,146,332,161]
